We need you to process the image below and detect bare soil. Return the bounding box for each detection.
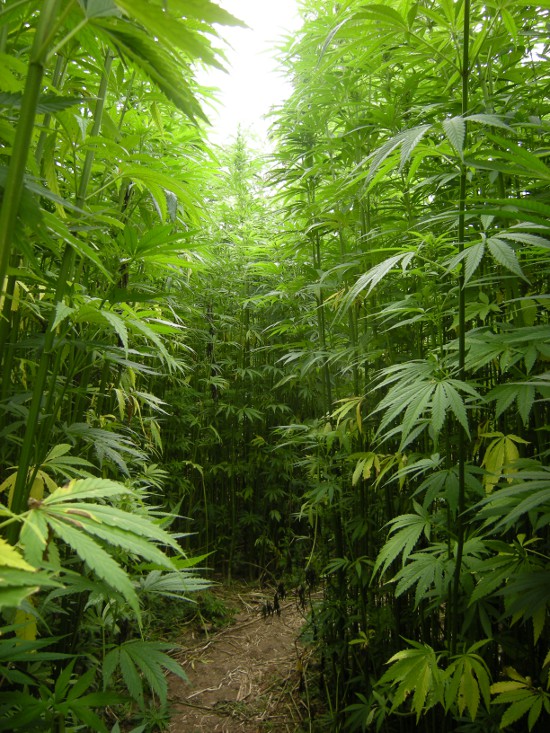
[168,588,311,732]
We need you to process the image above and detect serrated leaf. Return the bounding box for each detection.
[499,695,535,728]
[442,383,470,437]
[79,0,120,18]
[339,252,412,315]
[487,237,527,279]
[19,510,49,567]
[399,125,432,171]
[57,517,175,570]
[373,506,431,577]
[101,309,129,354]
[95,21,206,121]
[52,301,76,331]
[358,4,408,28]
[118,646,143,706]
[466,113,513,130]
[431,383,448,436]
[43,478,132,505]
[464,242,486,283]
[54,502,183,552]
[45,516,140,618]
[0,538,34,571]
[442,117,466,156]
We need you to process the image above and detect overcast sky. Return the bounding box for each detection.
[197,0,301,145]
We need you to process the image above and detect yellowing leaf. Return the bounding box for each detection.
[29,476,44,502]
[0,472,17,508]
[14,608,37,641]
[490,680,526,693]
[0,537,35,571]
[481,433,528,492]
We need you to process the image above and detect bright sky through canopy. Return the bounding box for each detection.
[198,0,301,145]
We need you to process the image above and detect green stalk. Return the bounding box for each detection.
[76,52,113,208]
[450,0,471,656]
[313,230,333,414]
[8,247,74,519]
[35,52,68,166]
[8,51,113,523]
[0,0,62,293]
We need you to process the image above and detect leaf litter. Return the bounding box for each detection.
[168,586,312,732]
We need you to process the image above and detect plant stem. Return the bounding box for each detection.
[450,0,471,656]
[0,0,61,293]
[7,49,113,526]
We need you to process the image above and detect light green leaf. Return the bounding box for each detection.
[373,503,431,578]
[443,383,470,437]
[19,510,49,567]
[399,125,432,171]
[101,309,129,354]
[446,242,485,283]
[487,237,527,279]
[516,385,535,427]
[53,502,183,553]
[43,478,132,505]
[357,4,409,28]
[499,695,536,729]
[79,0,121,18]
[0,538,34,571]
[45,516,140,617]
[95,21,206,121]
[431,383,448,436]
[465,113,513,130]
[52,301,76,331]
[442,117,466,157]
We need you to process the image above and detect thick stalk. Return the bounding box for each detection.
[35,52,68,166]
[8,247,74,519]
[76,52,113,208]
[450,0,470,655]
[8,51,113,522]
[313,231,332,413]
[0,0,62,293]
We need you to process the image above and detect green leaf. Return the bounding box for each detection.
[380,641,443,719]
[1,92,87,115]
[79,0,121,18]
[43,478,132,505]
[464,242,486,284]
[19,510,49,567]
[442,117,466,157]
[114,0,220,65]
[446,242,485,283]
[431,383,447,436]
[101,309,129,354]
[339,252,413,316]
[109,640,186,708]
[442,383,470,437]
[373,503,432,578]
[119,645,143,707]
[499,694,536,729]
[487,237,527,279]
[357,4,409,29]
[56,501,183,553]
[158,0,245,27]
[516,385,535,426]
[45,516,140,618]
[52,301,76,331]
[465,113,513,131]
[95,20,206,121]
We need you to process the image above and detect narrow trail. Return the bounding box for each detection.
[168,590,311,732]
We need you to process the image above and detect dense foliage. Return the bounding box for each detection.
[1,0,549,731]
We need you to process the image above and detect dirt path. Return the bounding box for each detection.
[168,591,310,732]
